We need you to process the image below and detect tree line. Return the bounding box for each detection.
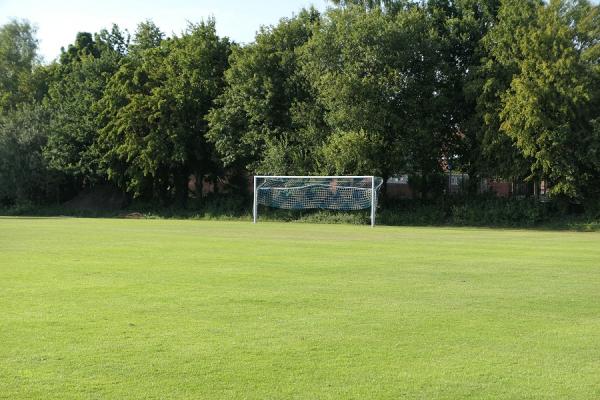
[1,0,599,208]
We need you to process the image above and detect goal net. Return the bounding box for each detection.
[253,176,384,226]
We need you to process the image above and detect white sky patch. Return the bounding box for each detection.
[0,0,329,63]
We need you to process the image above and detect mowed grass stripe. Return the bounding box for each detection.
[0,217,599,399]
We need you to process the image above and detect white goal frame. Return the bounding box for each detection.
[253,175,380,227]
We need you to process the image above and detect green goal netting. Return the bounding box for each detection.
[253,176,384,226]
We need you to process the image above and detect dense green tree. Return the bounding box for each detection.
[425,0,501,181]
[43,26,128,185]
[470,0,540,183]
[59,32,99,64]
[207,8,324,175]
[329,0,409,13]
[98,20,230,204]
[129,20,164,55]
[0,104,62,205]
[59,25,128,65]
[319,129,384,175]
[2,1,600,209]
[0,19,39,113]
[488,0,600,198]
[303,5,449,195]
[95,24,129,56]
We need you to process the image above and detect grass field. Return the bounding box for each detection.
[1,217,599,399]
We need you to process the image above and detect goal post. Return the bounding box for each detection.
[252,176,384,226]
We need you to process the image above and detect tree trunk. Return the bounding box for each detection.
[174,166,189,208]
[155,168,171,206]
[379,173,389,203]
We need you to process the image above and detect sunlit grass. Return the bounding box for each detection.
[1,218,599,399]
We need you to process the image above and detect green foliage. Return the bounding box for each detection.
[43,26,127,183]
[319,130,384,175]
[426,0,505,180]
[0,104,62,205]
[449,197,550,226]
[379,196,555,227]
[301,5,453,186]
[98,20,231,204]
[3,1,600,209]
[129,20,164,55]
[329,0,409,13]
[59,32,99,64]
[467,1,536,180]
[0,19,39,113]
[207,8,324,175]
[484,0,600,198]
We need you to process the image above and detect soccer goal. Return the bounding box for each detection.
[253,176,384,227]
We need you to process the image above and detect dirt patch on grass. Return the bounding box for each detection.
[121,212,144,219]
